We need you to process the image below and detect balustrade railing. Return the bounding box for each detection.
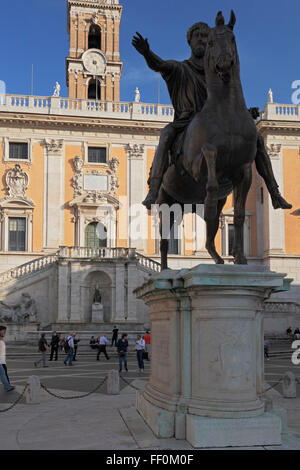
[0,94,173,122]
[261,102,300,121]
[0,253,58,285]
[58,246,161,272]
[0,246,161,285]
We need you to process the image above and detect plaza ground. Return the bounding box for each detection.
[1,341,300,450]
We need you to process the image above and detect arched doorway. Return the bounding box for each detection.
[85,222,107,248]
[88,24,101,50]
[88,79,101,100]
[82,270,112,322]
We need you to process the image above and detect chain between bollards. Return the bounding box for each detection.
[261,377,283,394]
[40,375,108,400]
[0,384,29,413]
[119,374,143,391]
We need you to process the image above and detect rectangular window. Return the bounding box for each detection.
[88,147,107,164]
[8,217,26,251]
[9,142,28,160]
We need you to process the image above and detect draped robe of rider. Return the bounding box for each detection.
[142,49,207,159]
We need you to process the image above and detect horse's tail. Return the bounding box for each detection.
[201,144,219,220]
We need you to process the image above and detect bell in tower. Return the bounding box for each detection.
[66,0,123,101]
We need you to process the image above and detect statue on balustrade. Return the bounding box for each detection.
[0,293,37,323]
[132,11,292,269]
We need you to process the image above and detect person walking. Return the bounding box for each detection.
[97,334,110,361]
[64,333,75,366]
[34,333,48,368]
[135,335,145,373]
[49,331,60,361]
[0,325,15,391]
[111,325,119,347]
[73,336,80,361]
[264,339,270,360]
[117,333,129,372]
[143,330,151,361]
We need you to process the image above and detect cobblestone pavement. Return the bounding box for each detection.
[1,343,300,450]
[1,345,150,403]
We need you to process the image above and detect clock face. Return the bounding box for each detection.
[83,50,106,75]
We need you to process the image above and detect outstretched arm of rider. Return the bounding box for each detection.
[132,32,173,74]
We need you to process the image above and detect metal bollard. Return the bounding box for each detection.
[282,371,296,398]
[25,376,41,404]
[106,370,120,395]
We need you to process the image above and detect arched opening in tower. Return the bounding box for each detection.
[88,24,101,50]
[88,79,101,100]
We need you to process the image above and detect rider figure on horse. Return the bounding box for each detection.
[132,23,291,212]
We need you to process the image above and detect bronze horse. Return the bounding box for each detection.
[157,11,258,269]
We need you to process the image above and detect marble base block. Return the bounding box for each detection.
[92,303,104,323]
[186,413,281,448]
[135,264,291,448]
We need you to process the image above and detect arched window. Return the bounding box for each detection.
[85,222,107,248]
[88,24,101,50]
[88,79,101,100]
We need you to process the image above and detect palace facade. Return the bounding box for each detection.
[0,0,299,337]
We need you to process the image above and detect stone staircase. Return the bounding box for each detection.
[0,252,59,289]
[0,247,160,290]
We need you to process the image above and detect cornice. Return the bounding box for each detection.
[257,119,300,134]
[0,112,165,134]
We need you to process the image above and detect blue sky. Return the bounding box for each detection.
[0,0,299,110]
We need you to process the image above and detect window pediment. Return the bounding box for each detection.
[0,197,34,209]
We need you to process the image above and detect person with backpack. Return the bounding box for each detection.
[34,333,48,368]
[63,333,75,366]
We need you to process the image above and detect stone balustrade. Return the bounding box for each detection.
[0,94,174,122]
[261,102,300,121]
[0,246,161,286]
[0,253,58,285]
[58,246,161,272]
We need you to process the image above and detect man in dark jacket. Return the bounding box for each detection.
[49,331,60,361]
[34,333,48,368]
[111,325,119,347]
[117,334,128,372]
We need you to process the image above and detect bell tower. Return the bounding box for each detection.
[66,0,123,101]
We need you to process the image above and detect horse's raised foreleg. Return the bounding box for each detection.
[202,144,219,221]
[233,163,252,264]
[205,197,227,264]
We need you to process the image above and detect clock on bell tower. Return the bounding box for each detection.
[66,0,123,101]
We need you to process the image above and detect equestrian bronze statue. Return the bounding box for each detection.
[133,11,292,269]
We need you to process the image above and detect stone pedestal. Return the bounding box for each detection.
[92,302,104,323]
[135,264,292,448]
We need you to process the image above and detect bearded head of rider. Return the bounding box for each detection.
[187,22,210,59]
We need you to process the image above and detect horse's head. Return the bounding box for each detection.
[205,10,237,83]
